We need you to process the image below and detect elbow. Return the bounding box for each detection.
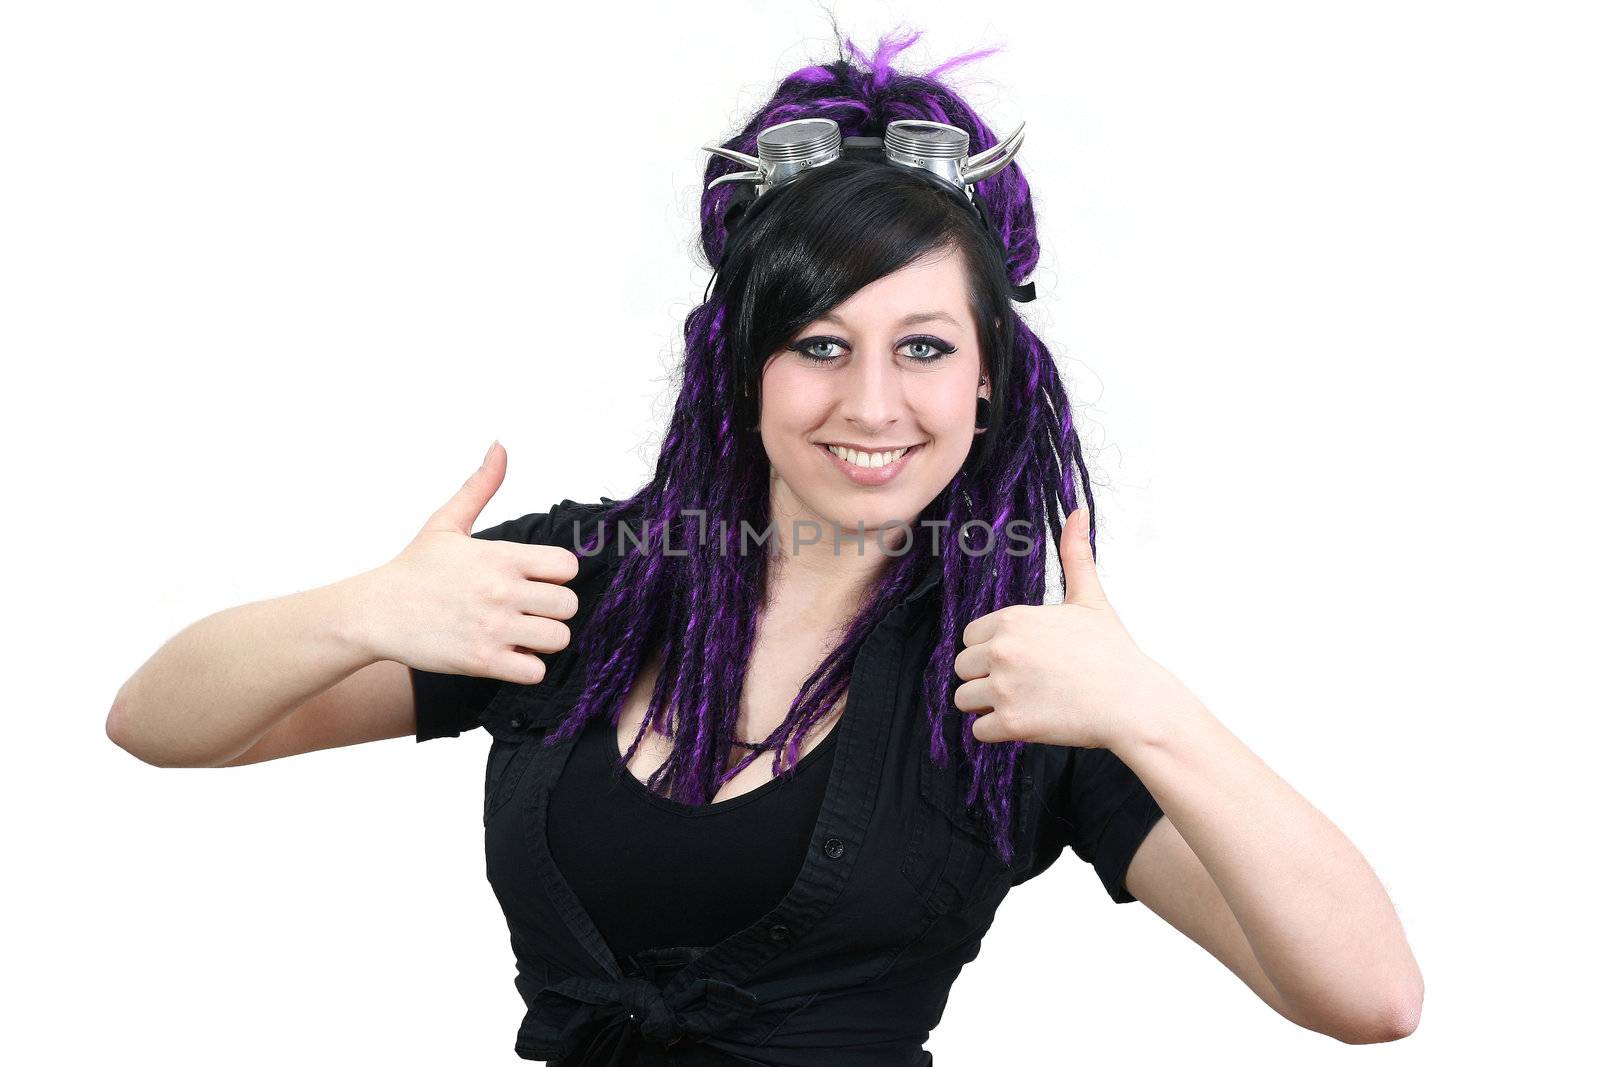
[1335,977,1424,1044]
[106,696,155,765]
[106,694,189,768]
[1338,1003,1421,1045]
[1284,962,1423,1044]
[105,696,138,757]
[1388,991,1424,1041]
[1379,975,1425,1042]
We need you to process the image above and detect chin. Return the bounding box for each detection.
[801,483,936,537]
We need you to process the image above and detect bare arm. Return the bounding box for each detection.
[106,441,577,769]
[106,571,401,767]
[1119,694,1424,1044]
[1124,816,1319,1031]
[957,510,1421,1044]
[216,657,419,766]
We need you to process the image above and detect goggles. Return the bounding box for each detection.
[703,117,1035,302]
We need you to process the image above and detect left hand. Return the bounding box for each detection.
[953,507,1181,751]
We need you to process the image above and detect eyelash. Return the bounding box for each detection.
[787,334,957,364]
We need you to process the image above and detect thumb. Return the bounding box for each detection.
[427,440,506,535]
[1061,506,1106,606]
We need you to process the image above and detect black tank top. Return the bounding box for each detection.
[546,713,838,975]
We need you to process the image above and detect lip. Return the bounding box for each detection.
[815,442,924,486]
[821,441,923,452]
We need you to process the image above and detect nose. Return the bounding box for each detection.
[837,348,903,432]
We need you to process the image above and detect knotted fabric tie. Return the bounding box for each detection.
[526,973,761,1065]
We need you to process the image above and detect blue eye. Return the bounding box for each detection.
[786,334,957,364]
[790,337,846,362]
[902,336,957,361]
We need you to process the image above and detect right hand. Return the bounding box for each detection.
[357,441,581,685]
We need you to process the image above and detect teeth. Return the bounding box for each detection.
[826,444,910,469]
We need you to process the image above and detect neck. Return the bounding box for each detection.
[764,482,909,611]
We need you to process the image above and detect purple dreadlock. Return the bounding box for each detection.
[541,24,1097,867]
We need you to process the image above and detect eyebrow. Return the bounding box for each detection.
[816,310,961,330]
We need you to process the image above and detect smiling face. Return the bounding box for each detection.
[759,244,990,546]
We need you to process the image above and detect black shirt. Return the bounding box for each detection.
[411,499,1168,1065]
[549,707,838,973]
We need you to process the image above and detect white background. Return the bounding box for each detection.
[5,1,1596,1062]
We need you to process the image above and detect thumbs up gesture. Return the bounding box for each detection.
[356,441,580,685]
[952,507,1185,752]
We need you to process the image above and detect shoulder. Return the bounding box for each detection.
[474,497,624,552]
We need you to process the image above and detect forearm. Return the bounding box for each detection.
[107,571,383,767]
[1115,686,1422,1038]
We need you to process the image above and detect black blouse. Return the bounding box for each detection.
[411,499,1168,1066]
[548,706,838,975]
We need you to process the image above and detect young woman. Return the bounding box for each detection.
[107,29,1422,1066]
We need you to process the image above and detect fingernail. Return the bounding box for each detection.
[483,440,497,464]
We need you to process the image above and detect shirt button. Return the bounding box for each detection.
[823,837,846,859]
[769,923,791,942]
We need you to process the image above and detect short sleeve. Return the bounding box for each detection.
[409,506,567,742]
[1047,746,1167,903]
